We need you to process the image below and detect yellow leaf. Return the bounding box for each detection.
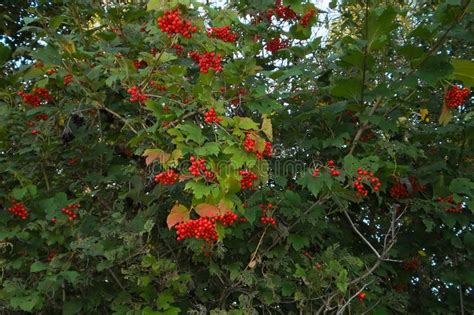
[167,204,190,229]
[419,108,429,121]
[418,250,426,257]
[261,115,273,141]
[142,149,170,166]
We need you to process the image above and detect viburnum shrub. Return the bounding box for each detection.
[0,0,473,314]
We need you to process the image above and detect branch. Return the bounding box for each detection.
[336,280,374,315]
[343,210,381,259]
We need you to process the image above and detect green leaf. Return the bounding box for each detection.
[452,59,474,87]
[449,178,474,195]
[185,181,213,199]
[237,117,259,130]
[367,6,397,50]
[195,142,220,156]
[63,300,82,315]
[0,43,11,67]
[336,269,348,293]
[30,262,48,272]
[288,235,309,251]
[417,56,453,86]
[330,78,362,100]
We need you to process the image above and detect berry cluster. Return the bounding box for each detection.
[389,177,424,199]
[36,113,49,121]
[150,81,167,91]
[61,203,80,221]
[300,9,316,27]
[189,51,223,73]
[259,203,277,225]
[436,195,463,213]
[31,129,41,135]
[204,107,223,124]
[327,160,341,177]
[353,167,381,197]
[207,26,237,43]
[188,156,215,179]
[7,202,29,220]
[127,85,148,103]
[402,256,420,271]
[272,0,298,20]
[154,169,179,185]
[133,59,147,70]
[243,133,272,159]
[34,61,44,68]
[239,170,258,189]
[63,74,74,86]
[46,68,57,76]
[445,86,470,108]
[171,43,184,55]
[18,87,53,107]
[157,9,197,39]
[213,211,238,226]
[266,37,289,54]
[175,217,218,242]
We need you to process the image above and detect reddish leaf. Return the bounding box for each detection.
[167,204,190,229]
[195,203,224,217]
[143,149,170,166]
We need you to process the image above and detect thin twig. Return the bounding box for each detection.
[343,210,381,259]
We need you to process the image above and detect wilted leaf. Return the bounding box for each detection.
[143,149,170,165]
[195,203,224,217]
[167,204,190,229]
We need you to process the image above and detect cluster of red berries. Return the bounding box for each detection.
[36,113,49,121]
[212,211,239,227]
[157,9,197,39]
[436,195,463,213]
[171,43,184,55]
[402,256,420,271]
[266,37,289,54]
[189,51,223,73]
[127,85,148,103]
[149,81,167,91]
[327,160,341,177]
[353,167,382,197]
[188,156,215,179]
[312,160,340,177]
[259,203,277,225]
[239,170,258,189]
[61,203,80,221]
[207,26,237,43]
[63,74,73,86]
[176,217,218,242]
[271,0,298,20]
[31,129,41,135]
[46,68,57,76]
[445,86,470,108]
[133,59,147,70]
[47,251,56,262]
[204,107,223,124]
[34,61,44,68]
[7,202,29,220]
[154,169,179,185]
[300,9,316,27]
[389,177,424,199]
[243,133,272,159]
[18,87,53,107]
[357,292,366,301]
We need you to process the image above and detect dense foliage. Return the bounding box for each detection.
[1,0,473,314]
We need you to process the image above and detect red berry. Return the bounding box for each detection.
[204,107,223,124]
[127,85,148,103]
[154,169,179,185]
[7,202,29,220]
[239,170,258,189]
[207,26,238,43]
[157,9,197,39]
[445,86,470,108]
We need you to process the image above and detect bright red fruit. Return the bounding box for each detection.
[207,26,237,43]
[7,202,29,220]
[154,169,179,185]
[445,86,470,108]
[157,9,197,39]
